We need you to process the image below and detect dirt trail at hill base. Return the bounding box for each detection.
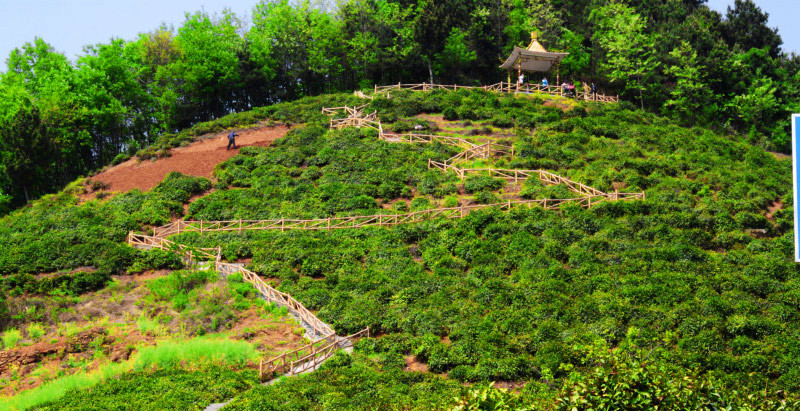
[92,125,289,193]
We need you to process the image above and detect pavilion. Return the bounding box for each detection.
[499,33,569,90]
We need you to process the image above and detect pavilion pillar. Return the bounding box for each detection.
[556,62,560,88]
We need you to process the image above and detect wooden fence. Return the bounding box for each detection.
[323,105,382,132]
[127,233,336,340]
[373,82,619,103]
[148,196,627,239]
[445,141,514,163]
[259,327,370,380]
[127,232,221,262]
[380,132,479,149]
[426,159,644,200]
[218,262,335,338]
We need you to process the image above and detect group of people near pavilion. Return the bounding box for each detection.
[501,32,600,100]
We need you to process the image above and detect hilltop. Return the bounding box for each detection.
[0,87,797,410]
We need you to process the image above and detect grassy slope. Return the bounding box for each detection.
[1,88,798,408]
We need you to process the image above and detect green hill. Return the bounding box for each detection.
[1,88,798,410]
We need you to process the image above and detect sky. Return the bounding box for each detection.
[0,0,797,67]
[0,0,258,64]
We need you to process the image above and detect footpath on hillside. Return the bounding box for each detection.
[91,125,290,193]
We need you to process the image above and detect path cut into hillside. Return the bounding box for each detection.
[92,125,290,193]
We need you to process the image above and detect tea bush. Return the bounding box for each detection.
[3,88,799,405]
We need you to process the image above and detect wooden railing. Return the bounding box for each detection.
[127,232,221,262]
[380,132,479,149]
[148,196,633,239]
[218,263,335,338]
[445,141,514,163]
[373,82,619,103]
[426,159,644,200]
[259,327,369,380]
[323,105,382,132]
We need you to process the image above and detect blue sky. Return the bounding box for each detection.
[0,0,797,66]
[0,0,257,63]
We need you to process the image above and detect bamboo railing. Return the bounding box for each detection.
[372,82,619,103]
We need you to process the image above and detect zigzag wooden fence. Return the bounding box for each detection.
[373,82,619,103]
[217,262,335,338]
[323,105,644,202]
[128,230,366,380]
[427,160,644,200]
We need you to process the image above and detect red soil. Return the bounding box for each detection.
[91,125,290,193]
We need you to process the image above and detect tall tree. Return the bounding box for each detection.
[591,1,660,109]
[663,41,712,126]
[721,0,781,58]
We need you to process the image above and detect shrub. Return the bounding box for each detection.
[410,197,431,211]
[474,191,499,204]
[392,201,409,212]
[128,249,184,274]
[443,107,458,121]
[27,323,46,340]
[456,106,477,120]
[463,175,504,193]
[110,153,131,166]
[491,116,514,128]
[2,328,22,349]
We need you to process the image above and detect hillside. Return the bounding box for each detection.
[0,87,798,410]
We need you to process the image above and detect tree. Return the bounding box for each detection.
[721,0,782,58]
[173,10,244,124]
[434,28,477,83]
[727,77,779,132]
[663,40,712,126]
[558,28,590,79]
[591,1,660,109]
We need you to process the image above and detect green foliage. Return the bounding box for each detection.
[1,0,798,210]
[127,249,184,274]
[25,366,255,411]
[590,2,659,109]
[27,322,45,340]
[463,176,504,194]
[3,84,800,408]
[133,338,259,370]
[152,172,211,203]
[145,270,217,314]
[453,383,524,411]
[223,352,461,411]
[2,328,22,349]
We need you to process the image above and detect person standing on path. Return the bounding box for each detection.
[591,82,597,100]
[227,131,238,150]
[542,77,548,87]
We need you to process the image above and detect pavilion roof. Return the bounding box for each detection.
[499,33,569,72]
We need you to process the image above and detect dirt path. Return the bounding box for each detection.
[91,125,290,193]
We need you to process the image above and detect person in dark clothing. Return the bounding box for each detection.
[591,82,597,99]
[227,131,238,150]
